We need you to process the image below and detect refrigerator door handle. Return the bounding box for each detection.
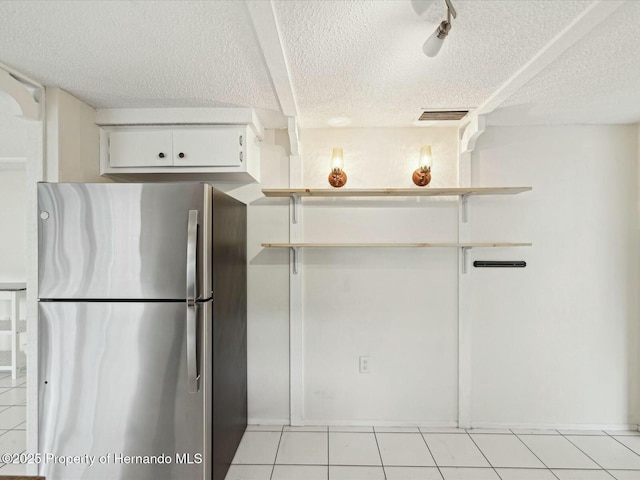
[187,209,200,393]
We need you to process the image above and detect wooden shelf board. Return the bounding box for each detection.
[262,242,532,248]
[262,187,532,198]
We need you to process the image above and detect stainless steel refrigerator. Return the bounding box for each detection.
[37,183,247,480]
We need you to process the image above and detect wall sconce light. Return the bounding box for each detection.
[413,145,432,187]
[328,147,347,188]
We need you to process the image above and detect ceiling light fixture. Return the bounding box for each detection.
[423,0,457,57]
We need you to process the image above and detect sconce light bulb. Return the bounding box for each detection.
[330,148,344,172]
[419,145,433,170]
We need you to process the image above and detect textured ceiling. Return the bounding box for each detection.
[489,0,640,125]
[0,0,636,128]
[0,1,280,110]
[273,0,592,127]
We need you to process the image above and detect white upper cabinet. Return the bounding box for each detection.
[172,127,243,167]
[100,125,260,182]
[109,130,173,167]
[97,108,263,182]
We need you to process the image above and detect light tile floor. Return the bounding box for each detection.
[2,378,639,480]
[228,426,640,480]
[0,371,28,475]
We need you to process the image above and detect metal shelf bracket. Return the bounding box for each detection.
[461,246,471,274]
[461,193,471,223]
[290,194,299,224]
[290,246,299,274]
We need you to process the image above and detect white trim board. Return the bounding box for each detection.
[95,107,265,141]
[0,157,26,163]
[0,157,27,171]
[247,418,292,426]
[273,420,639,431]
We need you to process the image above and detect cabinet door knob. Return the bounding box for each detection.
[178,152,185,159]
[158,152,165,158]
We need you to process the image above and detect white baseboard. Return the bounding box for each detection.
[468,422,639,431]
[247,418,291,426]
[309,420,460,428]
[254,418,639,431]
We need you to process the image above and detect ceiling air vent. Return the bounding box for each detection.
[419,110,469,121]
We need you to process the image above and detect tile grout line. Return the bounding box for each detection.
[604,431,640,460]
[559,432,617,479]
[418,432,445,480]
[512,432,561,480]
[372,427,387,480]
[268,426,284,480]
[465,432,504,480]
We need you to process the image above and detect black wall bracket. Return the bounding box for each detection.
[473,261,526,268]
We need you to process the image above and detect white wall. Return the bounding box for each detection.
[297,128,460,425]
[46,87,107,182]
[1,78,45,462]
[469,125,639,428]
[301,128,458,189]
[0,111,27,284]
[0,167,27,284]
[0,108,28,158]
[217,130,291,425]
[245,124,640,430]
[0,110,28,323]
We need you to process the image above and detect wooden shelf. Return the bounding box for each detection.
[263,186,532,274]
[262,242,532,248]
[262,187,531,198]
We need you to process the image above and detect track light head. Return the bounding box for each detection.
[423,20,451,57]
[422,0,456,57]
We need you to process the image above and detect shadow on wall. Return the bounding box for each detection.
[249,249,288,267]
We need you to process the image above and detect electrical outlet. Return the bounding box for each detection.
[359,356,371,374]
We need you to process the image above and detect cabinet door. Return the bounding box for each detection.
[109,130,173,167]
[173,127,243,167]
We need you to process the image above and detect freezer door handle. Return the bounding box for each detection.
[186,209,200,393]
[187,209,198,304]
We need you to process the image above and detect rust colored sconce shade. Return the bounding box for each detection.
[328,148,347,188]
[413,145,433,187]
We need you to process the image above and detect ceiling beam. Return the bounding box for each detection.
[245,0,298,118]
[473,0,626,118]
[458,0,626,153]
